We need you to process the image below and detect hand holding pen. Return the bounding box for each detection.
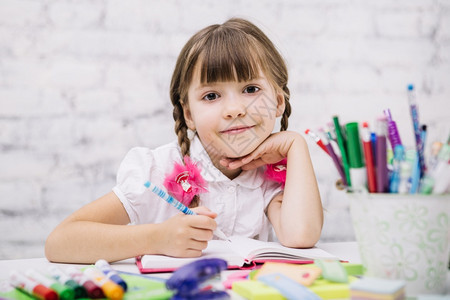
[144,181,230,241]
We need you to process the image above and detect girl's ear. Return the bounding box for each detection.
[182,102,196,131]
[275,91,286,118]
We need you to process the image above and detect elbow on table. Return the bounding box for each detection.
[277,227,321,249]
[44,231,65,263]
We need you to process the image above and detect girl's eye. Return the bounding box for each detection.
[243,86,260,94]
[202,93,219,101]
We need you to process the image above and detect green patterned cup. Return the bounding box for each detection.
[349,192,449,296]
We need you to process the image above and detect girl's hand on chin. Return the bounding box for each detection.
[220,131,298,170]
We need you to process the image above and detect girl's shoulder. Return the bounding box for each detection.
[122,140,182,169]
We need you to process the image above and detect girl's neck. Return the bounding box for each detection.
[215,162,242,180]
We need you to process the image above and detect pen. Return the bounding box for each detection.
[144,181,230,241]
[361,122,377,193]
[66,267,104,299]
[9,271,58,300]
[84,268,124,300]
[410,151,420,194]
[383,109,403,150]
[407,84,426,178]
[304,129,329,155]
[318,128,347,186]
[95,259,127,292]
[26,269,75,300]
[333,116,351,187]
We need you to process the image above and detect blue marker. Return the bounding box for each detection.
[144,181,229,241]
[94,259,127,292]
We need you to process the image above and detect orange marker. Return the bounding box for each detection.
[84,268,124,300]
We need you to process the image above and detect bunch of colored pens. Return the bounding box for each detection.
[9,259,127,300]
[306,84,449,195]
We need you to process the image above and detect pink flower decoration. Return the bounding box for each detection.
[164,156,208,206]
[264,158,287,188]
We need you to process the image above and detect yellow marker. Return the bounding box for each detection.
[84,267,124,300]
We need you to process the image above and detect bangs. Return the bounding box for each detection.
[197,29,265,83]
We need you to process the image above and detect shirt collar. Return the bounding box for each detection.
[189,135,264,189]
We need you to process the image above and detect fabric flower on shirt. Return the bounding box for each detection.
[264,158,287,188]
[163,156,208,206]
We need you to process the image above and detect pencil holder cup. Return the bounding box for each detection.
[348,192,450,296]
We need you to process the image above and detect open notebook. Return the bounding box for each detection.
[136,236,340,273]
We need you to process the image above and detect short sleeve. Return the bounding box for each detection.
[261,179,284,209]
[112,147,154,224]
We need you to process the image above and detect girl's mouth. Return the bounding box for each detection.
[220,125,255,134]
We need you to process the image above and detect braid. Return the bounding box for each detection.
[173,102,191,157]
[172,102,200,208]
[280,85,291,131]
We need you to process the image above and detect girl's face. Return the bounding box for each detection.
[183,64,285,167]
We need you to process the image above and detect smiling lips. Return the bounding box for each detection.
[220,125,255,134]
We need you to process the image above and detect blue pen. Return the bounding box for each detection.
[95,259,127,292]
[370,132,377,165]
[144,181,229,241]
[407,84,426,178]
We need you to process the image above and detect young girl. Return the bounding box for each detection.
[45,18,323,263]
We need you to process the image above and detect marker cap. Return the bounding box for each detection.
[345,122,363,168]
[82,280,104,299]
[64,279,87,298]
[33,284,58,300]
[50,282,75,300]
[101,281,124,300]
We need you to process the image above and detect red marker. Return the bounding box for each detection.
[67,267,104,299]
[9,271,58,300]
[361,122,377,193]
[305,129,329,155]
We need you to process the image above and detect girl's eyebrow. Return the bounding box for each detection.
[194,77,266,91]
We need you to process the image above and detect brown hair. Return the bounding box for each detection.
[170,18,291,207]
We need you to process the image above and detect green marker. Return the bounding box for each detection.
[26,269,75,300]
[345,122,366,190]
[48,266,87,299]
[333,116,351,187]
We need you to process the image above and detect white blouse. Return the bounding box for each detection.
[112,135,283,241]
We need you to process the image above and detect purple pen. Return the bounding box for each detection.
[318,129,347,186]
[383,109,402,150]
[375,116,389,193]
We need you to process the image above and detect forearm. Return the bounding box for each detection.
[45,221,159,264]
[270,134,323,247]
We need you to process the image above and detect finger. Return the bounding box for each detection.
[180,248,203,258]
[190,227,214,242]
[241,158,267,170]
[187,239,209,251]
[220,157,243,170]
[193,206,218,218]
[188,215,217,231]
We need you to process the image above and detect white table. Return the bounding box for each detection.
[0,242,448,298]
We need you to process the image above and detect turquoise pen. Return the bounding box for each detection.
[144,181,229,241]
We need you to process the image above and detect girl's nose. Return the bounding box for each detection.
[223,97,246,119]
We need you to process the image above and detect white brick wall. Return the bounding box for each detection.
[0,0,449,259]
